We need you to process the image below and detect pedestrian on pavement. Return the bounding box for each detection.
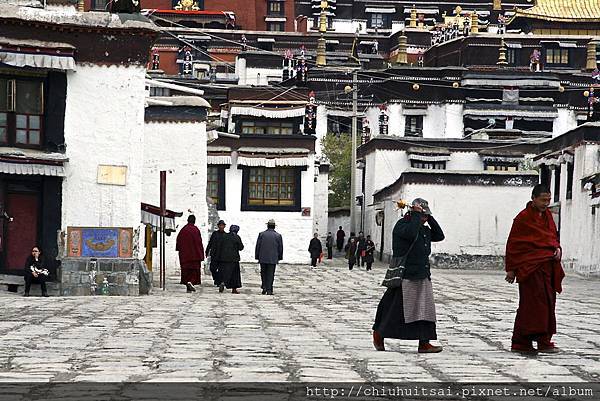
[205,220,227,286]
[356,231,367,267]
[346,237,358,270]
[24,246,49,297]
[505,184,565,354]
[217,225,244,294]
[176,215,205,293]
[372,198,445,353]
[308,233,323,268]
[364,235,375,271]
[255,219,283,295]
[336,226,345,253]
[325,232,334,259]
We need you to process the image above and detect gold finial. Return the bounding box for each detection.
[471,11,479,34]
[493,0,502,11]
[409,5,417,28]
[497,39,508,66]
[455,6,462,15]
[316,0,328,66]
[394,33,408,65]
[174,0,200,11]
[77,0,84,12]
[318,1,328,33]
[586,40,597,71]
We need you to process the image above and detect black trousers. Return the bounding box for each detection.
[310,257,318,267]
[24,273,47,294]
[209,260,221,286]
[327,247,332,259]
[260,263,276,292]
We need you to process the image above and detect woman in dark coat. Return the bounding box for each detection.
[24,246,49,297]
[308,233,323,268]
[217,225,244,294]
[364,235,375,271]
[345,237,358,270]
[372,198,445,354]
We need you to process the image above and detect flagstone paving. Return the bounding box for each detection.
[0,257,598,383]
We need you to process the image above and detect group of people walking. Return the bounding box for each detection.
[176,216,283,295]
[307,228,376,271]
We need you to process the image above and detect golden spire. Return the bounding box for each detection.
[586,40,597,71]
[394,32,408,65]
[316,0,328,66]
[409,5,417,28]
[497,39,508,66]
[493,0,502,11]
[471,11,479,34]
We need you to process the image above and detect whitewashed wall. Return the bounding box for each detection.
[62,65,146,242]
[238,66,283,86]
[142,120,208,274]
[313,166,329,237]
[557,144,600,275]
[217,153,317,264]
[553,108,578,138]
[328,212,350,236]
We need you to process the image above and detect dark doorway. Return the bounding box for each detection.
[5,192,39,272]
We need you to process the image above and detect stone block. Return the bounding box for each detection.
[115,273,126,286]
[95,273,105,286]
[107,274,117,284]
[80,274,90,284]
[128,284,139,295]
[126,273,139,285]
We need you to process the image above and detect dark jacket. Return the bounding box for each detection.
[308,237,323,258]
[205,230,226,260]
[24,256,45,277]
[364,239,375,263]
[346,241,358,264]
[392,211,444,280]
[255,228,283,264]
[219,233,244,262]
[176,223,205,265]
[325,235,334,248]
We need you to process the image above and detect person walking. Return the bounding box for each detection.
[24,246,49,297]
[255,219,283,295]
[205,220,227,286]
[346,237,358,270]
[308,233,323,268]
[364,235,375,271]
[176,215,205,293]
[372,198,445,353]
[336,226,345,253]
[356,231,367,267]
[325,232,334,259]
[217,225,244,294]
[505,185,565,354]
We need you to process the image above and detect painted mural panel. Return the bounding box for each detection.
[67,227,133,258]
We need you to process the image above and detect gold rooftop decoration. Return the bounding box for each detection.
[174,0,200,11]
[316,0,327,66]
[512,0,600,22]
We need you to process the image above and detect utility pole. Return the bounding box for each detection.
[350,69,358,233]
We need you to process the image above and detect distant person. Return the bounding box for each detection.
[364,235,375,271]
[325,232,334,259]
[255,219,283,295]
[308,233,323,268]
[176,215,205,293]
[505,185,565,354]
[346,237,358,270]
[24,246,49,297]
[372,198,445,354]
[356,231,367,267]
[205,220,227,286]
[336,226,345,253]
[217,225,244,294]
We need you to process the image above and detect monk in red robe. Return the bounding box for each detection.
[176,215,205,292]
[505,184,565,354]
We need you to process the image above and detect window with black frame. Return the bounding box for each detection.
[267,0,283,16]
[368,13,391,29]
[240,120,294,135]
[0,78,44,147]
[91,0,109,11]
[248,167,295,206]
[404,115,423,136]
[267,22,285,31]
[545,47,569,66]
[410,160,446,170]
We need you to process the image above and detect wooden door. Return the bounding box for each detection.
[5,193,39,272]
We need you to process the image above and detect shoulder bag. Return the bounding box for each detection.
[381,231,420,288]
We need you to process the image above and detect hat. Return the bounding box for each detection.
[411,198,432,215]
[267,219,276,226]
[229,225,240,233]
[217,220,226,226]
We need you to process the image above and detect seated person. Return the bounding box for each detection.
[24,246,49,297]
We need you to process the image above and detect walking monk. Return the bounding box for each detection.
[505,185,565,354]
[176,215,205,293]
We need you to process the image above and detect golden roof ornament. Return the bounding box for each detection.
[174,0,200,11]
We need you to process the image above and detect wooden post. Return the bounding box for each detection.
[160,171,166,290]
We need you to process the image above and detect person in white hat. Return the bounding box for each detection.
[254,219,283,295]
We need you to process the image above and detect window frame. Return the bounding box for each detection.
[410,160,446,170]
[484,162,519,172]
[544,47,570,66]
[267,0,284,16]
[368,13,391,29]
[0,76,45,149]
[404,115,423,137]
[241,166,303,211]
[267,22,285,31]
[207,165,226,210]
[239,120,295,135]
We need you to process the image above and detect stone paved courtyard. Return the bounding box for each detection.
[0,256,599,384]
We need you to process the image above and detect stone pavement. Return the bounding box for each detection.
[0,256,598,383]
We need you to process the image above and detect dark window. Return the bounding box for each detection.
[485,162,518,172]
[91,0,109,10]
[554,165,561,202]
[207,165,226,210]
[410,160,446,170]
[267,22,285,31]
[257,41,274,51]
[248,167,295,206]
[0,78,44,148]
[566,161,574,200]
[404,115,423,136]
[267,1,283,16]
[540,164,550,187]
[327,115,352,135]
[240,120,294,135]
[507,48,519,66]
[545,47,569,66]
[368,13,391,29]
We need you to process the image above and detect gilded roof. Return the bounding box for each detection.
[513,0,600,22]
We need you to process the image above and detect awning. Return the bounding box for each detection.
[207,154,232,165]
[365,7,396,13]
[464,109,558,118]
[0,161,65,176]
[403,108,428,116]
[0,37,76,71]
[237,147,310,167]
[257,37,275,43]
[265,17,287,22]
[408,154,450,162]
[505,42,522,49]
[140,203,183,231]
[230,106,305,118]
[407,146,450,156]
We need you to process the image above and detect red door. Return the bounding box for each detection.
[5,193,39,272]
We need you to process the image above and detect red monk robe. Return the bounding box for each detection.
[176,223,205,285]
[505,201,565,352]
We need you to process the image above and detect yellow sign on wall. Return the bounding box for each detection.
[97,165,127,186]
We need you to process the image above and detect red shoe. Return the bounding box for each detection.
[372,331,385,351]
[418,343,443,353]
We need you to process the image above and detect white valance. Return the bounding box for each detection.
[237,156,308,167]
[365,7,396,13]
[409,154,450,162]
[265,17,287,22]
[230,106,305,118]
[0,161,65,177]
[0,51,75,71]
[207,155,232,165]
[465,109,558,118]
[140,210,177,231]
[403,108,428,116]
[482,156,523,164]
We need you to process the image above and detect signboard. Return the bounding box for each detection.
[67,227,133,258]
[301,207,311,216]
[97,165,127,186]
